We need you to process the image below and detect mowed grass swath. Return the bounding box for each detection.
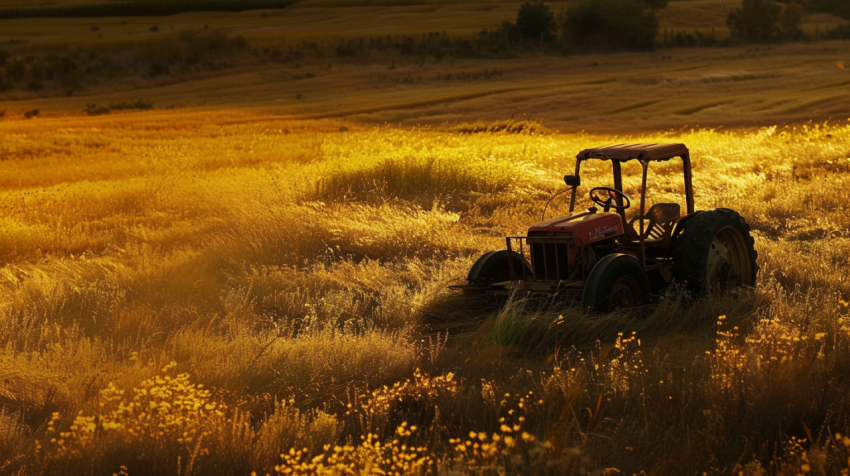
[1,110,850,474]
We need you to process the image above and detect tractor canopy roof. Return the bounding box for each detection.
[577,143,689,162]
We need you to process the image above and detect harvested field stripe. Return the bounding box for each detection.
[293,65,713,120]
[800,78,850,93]
[676,100,731,116]
[779,96,844,114]
[750,98,796,112]
[293,85,557,119]
[605,99,664,115]
[760,59,824,71]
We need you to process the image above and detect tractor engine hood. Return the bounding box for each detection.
[528,210,624,245]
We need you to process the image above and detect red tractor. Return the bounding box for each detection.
[454,143,758,312]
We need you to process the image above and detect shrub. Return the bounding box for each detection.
[231,34,249,50]
[108,98,154,110]
[85,104,111,116]
[147,60,170,78]
[779,2,806,40]
[559,0,665,51]
[727,0,782,42]
[6,58,26,82]
[515,1,557,43]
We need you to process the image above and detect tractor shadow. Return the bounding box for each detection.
[421,286,769,354]
[419,291,505,335]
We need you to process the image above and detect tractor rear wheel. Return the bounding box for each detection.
[582,254,650,313]
[672,208,758,296]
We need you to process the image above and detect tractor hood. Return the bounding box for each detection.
[528,210,624,245]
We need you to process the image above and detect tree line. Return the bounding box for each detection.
[0,28,252,97]
[505,0,848,51]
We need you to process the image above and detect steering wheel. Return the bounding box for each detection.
[589,187,631,212]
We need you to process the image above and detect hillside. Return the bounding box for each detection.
[2,42,850,134]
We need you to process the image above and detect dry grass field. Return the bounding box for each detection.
[1,101,850,475]
[2,1,850,474]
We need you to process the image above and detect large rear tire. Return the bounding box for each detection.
[582,254,650,313]
[672,208,758,296]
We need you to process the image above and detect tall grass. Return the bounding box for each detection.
[1,114,849,474]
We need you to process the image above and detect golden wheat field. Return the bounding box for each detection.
[0,96,849,475]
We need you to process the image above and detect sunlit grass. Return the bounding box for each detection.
[1,113,850,474]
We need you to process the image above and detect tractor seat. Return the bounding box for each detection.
[626,203,680,243]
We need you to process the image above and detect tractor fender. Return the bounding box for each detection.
[467,250,533,283]
[670,211,704,243]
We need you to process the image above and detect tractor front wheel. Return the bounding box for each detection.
[672,208,758,296]
[582,254,650,313]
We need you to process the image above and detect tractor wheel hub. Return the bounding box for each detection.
[707,237,734,293]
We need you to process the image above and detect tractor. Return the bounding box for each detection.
[453,143,758,313]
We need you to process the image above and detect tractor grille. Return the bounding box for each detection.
[506,235,583,282]
[530,241,571,281]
